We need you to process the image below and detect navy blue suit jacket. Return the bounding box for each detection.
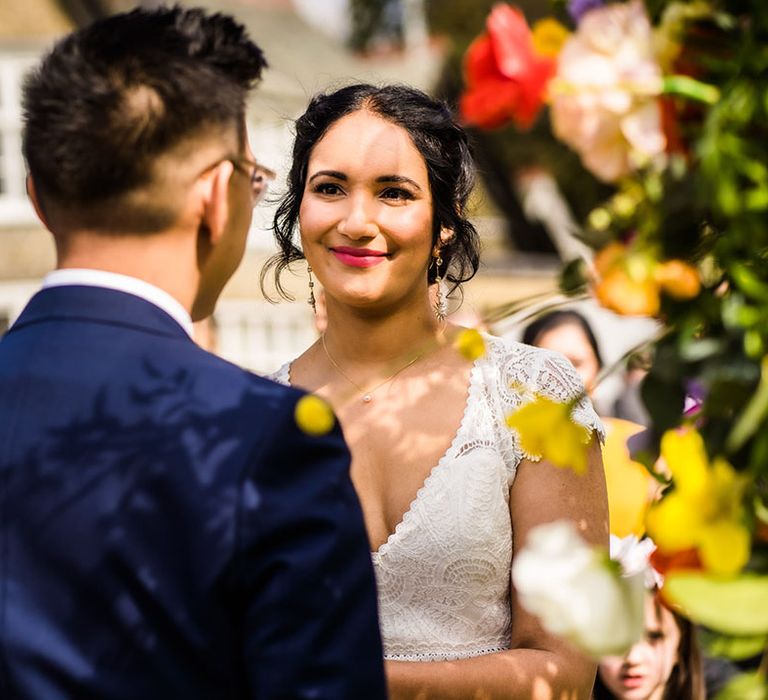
[0,285,386,699]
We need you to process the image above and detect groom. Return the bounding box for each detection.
[0,7,386,699]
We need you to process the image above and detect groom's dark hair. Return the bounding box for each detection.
[22,5,266,232]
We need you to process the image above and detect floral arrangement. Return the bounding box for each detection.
[460,0,768,691]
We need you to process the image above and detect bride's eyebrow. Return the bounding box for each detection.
[376,175,422,191]
[308,170,346,183]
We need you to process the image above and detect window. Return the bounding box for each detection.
[0,52,37,225]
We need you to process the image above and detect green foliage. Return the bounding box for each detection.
[714,671,768,700]
[664,572,768,636]
[702,630,768,662]
[459,0,768,665]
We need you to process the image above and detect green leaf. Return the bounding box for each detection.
[744,330,766,358]
[702,630,768,661]
[679,338,727,362]
[727,357,768,453]
[731,264,768,302]
[559,258,588,296]
[714,672,768,700]
[665,572,768,636]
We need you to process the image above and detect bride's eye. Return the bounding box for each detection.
[380,187,414,201]
[313,182,344,196]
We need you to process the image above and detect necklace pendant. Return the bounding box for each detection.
[362,394,373,403]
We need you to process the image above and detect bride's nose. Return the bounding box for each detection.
[338,194,379,239]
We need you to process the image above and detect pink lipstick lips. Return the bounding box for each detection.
[330,246,389,268]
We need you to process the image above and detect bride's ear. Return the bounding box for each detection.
[433,227,454,256]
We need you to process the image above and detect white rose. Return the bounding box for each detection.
[512,520,645,658]
[610,533,664,588]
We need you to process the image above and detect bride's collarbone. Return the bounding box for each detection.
[345,379,469,482]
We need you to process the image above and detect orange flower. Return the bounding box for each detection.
[594,242,626,276]
[654,260,701,300]
[593,242,700,316]
[460,4,556,130]
[596,268,660,316]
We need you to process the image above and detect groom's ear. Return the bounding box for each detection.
[199,159,235,246]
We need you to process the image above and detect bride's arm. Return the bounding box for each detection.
[386,439,608,700]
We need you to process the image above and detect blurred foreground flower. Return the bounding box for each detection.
[453,327,486,361]
[512,521,645,658]
[460,4,559,129]
[506,395,590,473]
[610,533,663,588]
[646,426,750,576]
[550,0,666,182]
[294,395,335,436]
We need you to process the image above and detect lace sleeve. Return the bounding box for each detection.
[528,347,605,444]
[492,339,605,458]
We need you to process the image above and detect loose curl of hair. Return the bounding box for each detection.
[261,83,480,300]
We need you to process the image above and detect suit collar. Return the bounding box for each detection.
[10,285,193,341]
[43,269,193,337]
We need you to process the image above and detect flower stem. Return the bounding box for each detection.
[662,75,720,104]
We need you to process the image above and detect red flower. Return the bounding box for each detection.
[460,4,556,130]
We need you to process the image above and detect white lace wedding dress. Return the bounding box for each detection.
[271,334,603,661]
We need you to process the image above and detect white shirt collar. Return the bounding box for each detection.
[42,268,194,338]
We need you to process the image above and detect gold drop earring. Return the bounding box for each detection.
[307,263,317,314]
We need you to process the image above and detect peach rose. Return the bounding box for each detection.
[550,0,666,182]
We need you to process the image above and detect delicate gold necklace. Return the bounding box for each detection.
[321,333,424,404]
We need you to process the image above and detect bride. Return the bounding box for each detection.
[265,83,608,699]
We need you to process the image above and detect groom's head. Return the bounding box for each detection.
[22,6,268,319]
[22,6,266,235]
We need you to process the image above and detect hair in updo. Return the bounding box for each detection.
[261,83,480,299]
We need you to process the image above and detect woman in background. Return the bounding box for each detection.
[521,310,603,395]
[264,83,608,699]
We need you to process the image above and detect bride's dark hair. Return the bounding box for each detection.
[261,83,480,299]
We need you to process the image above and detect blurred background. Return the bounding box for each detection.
[0,0,654,409]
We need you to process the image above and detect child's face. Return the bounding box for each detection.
[598,594,681,700]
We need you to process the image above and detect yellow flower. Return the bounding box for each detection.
[532,18,570,58]
[646,427,750,576]
[454,328,486,361]
[294,394,335,436]
[506,396,591,474]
